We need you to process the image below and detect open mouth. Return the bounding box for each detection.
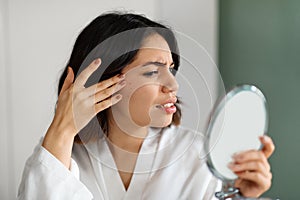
[156,103,177,114]
[163,103,174,108]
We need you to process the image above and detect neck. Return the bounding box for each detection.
[107,111,148,154]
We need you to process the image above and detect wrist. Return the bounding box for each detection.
[42,121,76,169]
[50,117,78,138]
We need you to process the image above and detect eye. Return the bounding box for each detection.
[143,70,159,77]
[169,67,177,76]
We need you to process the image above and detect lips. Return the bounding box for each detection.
[156,98,177,114]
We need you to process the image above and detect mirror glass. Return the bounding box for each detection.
[204,85,274,200]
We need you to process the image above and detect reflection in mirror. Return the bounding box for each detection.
[204,85,275,200]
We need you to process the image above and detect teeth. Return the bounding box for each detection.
[163,103,174,108]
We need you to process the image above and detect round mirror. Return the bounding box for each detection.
[204,85,273,200]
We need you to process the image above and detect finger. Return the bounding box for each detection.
[95,94,122,113]
[234,178,243,188]
[228,161,270,178]
[232,150,270,171]
[59,67,74,96]
[233,149,267,163]
[259,135,275,158]
[75,58,101,86]
[93,80,126,103]
[235,170,271,189]
[85,74,125,97]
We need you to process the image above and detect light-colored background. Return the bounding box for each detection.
[0,0,218,199]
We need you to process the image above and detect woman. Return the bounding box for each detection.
[18,12,275,200]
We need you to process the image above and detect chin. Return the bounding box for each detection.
[142,108,175,128]
[150,117,173,128]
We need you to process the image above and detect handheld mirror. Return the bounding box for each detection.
[204,85,274,200]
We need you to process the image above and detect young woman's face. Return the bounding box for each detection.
[110,33,178,129]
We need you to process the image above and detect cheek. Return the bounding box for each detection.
[129,85,159,112]
[116,79,161,126]
[128,86,160,127]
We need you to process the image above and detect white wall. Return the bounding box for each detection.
[0,0,10,199]
[1,0,218,199]
[158,0,218,61]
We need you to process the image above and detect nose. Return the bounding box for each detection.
[161,69,179,94]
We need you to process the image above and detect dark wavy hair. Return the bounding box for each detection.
[57,12,181,143]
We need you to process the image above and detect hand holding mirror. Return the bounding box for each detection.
[204,85,277,200]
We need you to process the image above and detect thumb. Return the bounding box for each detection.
[59,67,74,96]
[259,135,275,159]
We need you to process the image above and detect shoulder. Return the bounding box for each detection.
[158,125,206,154]
[150,125,208,166]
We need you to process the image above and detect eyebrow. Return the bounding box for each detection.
[141,61,175,68]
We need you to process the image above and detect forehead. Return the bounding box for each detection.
[141,33,171,51]
[123,34,173,72]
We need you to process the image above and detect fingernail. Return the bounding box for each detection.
[94,58,101,65]
[260,135,268,142]
[118,80,126,86]
[115,94,122,100]
[264,135,271,142]
[260,135,265,142]
[259,135,264,139]
[118,74,125,79]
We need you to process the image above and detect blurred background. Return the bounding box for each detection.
[0,0,299,199]
[219,1,300,199]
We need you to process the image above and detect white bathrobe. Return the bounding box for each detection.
[18,126,221,200]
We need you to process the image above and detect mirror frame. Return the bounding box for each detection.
[204,84,269,182]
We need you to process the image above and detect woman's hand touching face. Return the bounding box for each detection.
[42,58,126,169]
[53,58,126,137]
[228,135,275,198]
